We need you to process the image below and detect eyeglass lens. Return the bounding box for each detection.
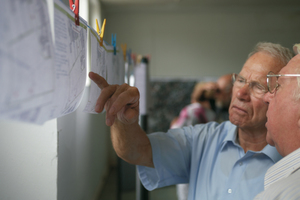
[267,72,277,93]
[233,74,266,97]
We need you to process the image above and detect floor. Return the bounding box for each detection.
[98,167,177,200]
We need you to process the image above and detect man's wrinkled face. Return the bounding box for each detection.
[229,52,284,131]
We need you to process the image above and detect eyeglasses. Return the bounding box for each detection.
[232,73,267,98]
[267,71,300,94]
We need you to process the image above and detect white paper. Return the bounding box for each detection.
[46,0,87,120]
[0,0,55,123]
[83,29,106,113]
[30,0,88,124]
[105,45,115,85]
[106,47,125,85]
[134,62,148,115]
[118,49,125,85]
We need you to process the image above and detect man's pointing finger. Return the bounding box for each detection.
[89,72,109,89]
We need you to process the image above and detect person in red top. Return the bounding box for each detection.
[170,82,217,200]
[170,82,217,129]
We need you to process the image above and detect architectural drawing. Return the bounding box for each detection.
[0,0,55,123]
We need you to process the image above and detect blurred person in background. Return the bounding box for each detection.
[170,81,217,129]
[170,81,217,200]
[215,74,233,123]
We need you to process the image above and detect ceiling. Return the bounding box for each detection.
[100,0,300,13]
[100,0,300,6]
[101,0,181,3]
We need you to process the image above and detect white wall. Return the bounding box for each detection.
[58,1,115,200]
[103,5,300,79]
[0,91,113,200]
[0,1,58,199]
[0,119,58,200]
[57,87,113,200]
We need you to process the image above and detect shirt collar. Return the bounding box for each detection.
[220,123,239,151]
[221,123,282,163]
[222,122,238,144]
[260,144,282,163]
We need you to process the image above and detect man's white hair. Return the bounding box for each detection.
[248,42,294,66]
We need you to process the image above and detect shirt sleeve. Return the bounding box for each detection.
[137,126,194,191]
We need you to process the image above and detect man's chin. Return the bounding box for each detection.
[229,114,245,125]
[229,117,243,127]
[266,134,275,146]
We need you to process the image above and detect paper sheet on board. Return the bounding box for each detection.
[44,0,88,121]
[105,45,117,85]
[0,0,55,124]
[134,62,148,115]
[118,50,125,85]
[83,29,106,113]
[106,48,125,85]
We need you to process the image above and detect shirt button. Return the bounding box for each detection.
[228,189,232,194]
[239,162,243,166]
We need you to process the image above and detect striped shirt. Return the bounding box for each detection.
[254,147,300,199]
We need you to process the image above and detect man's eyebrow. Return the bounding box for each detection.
[249,77,268,86]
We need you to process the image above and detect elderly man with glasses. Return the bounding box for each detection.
[253,46,300,199]
[89,42,293,200]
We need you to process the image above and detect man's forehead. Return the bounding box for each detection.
[280,54,300,74]
[239,52,286,82]
[238,67,269,84]
[239,66,267,77]
[245,52,285,72]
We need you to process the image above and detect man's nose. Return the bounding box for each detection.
[236,83,251,101]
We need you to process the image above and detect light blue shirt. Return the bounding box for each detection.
[138,121,282,200]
